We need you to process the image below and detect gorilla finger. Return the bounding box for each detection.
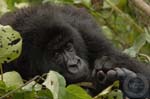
[121,68,136,77]
[114,67,126,80]
[106,70,117,81]
[96,70,107,84]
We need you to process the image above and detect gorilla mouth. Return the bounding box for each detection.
[67,63,80,74]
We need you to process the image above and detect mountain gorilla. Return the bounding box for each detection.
[0,4,150,97]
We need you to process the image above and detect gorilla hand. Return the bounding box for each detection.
[93,67,137,84]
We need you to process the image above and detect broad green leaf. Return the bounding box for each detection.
[43,71,66,99]
[65,85,92,99]
[37,89,53,99]
[0,25,22,64]
[0,71,24,88]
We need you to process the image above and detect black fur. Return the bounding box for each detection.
[0,4,150,89]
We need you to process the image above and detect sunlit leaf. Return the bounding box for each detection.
[0,0,10,15]
[65,85,92,99]
[0,25,22,64]
[0,71,23,88]
[43,71,66,99]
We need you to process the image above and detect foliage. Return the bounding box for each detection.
[0,0,149,99]
[0,25,22,64]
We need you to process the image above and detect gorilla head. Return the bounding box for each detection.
[41,24,90,83]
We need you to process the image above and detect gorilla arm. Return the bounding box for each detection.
[70,9,150,82]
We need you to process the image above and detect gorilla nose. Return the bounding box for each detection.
[68,64,79,74]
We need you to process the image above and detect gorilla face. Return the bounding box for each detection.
[52,42,89,82]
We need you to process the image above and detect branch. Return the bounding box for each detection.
[131,0,150,16]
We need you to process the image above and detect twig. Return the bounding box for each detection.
[131,0,150,17]
[0,75,41,99]
[0,64,3,81]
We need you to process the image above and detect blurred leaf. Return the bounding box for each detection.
[0,0,10,15]
[43,0,73,4]
[103,0,119,8]
[117,0,127,9]
[14,2,29,9]
[0,81,7,96]
[102,26,113,39]
[74,0,91,7]
[37,89,53,99]
[65,85,92,99]
[43,71,66,99]
[124,34,146,57]
[0,25,22,64]
[5,0,28,10]
[12,91,35,99]
[0,71,24,88]
[145,28,150,43]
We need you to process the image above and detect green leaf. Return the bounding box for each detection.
[14,2,29,9]
[117,0,127,9]
[12,91,35,99]
[0,80,7,96]
[0,0,9,15]
[65,85,92,99]
[37,89,53,99]
[107,89,123,99]
[0,25,22,64]
[74,0,91,7]
[43,71,66,99]
[0,71,24,88]
[5,0,28,10]
[42,0,73,4]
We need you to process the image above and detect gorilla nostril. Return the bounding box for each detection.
[77,59,81,64]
